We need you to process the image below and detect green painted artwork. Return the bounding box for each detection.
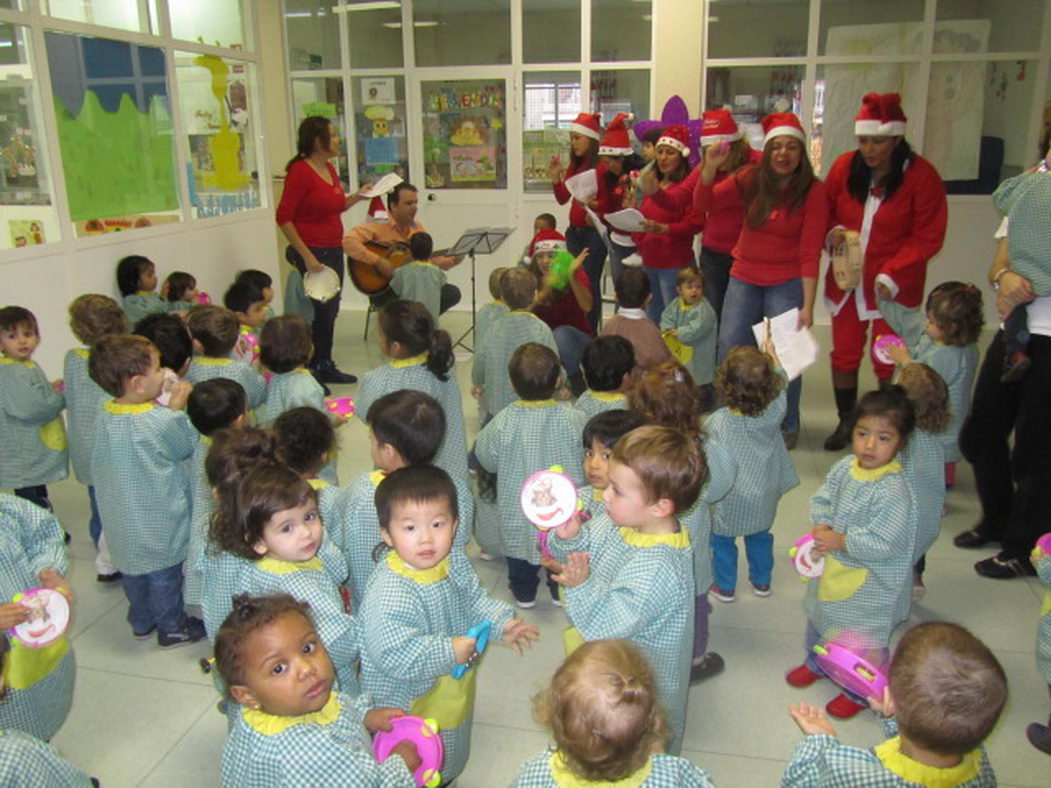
[303,101,338,119]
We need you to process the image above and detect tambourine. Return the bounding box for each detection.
[812,641,887,701]
[520,468,579,531]
[872,334,906,366]
[790,533,824,580]
[8,587,69,648]
[324,397,355,418]
[303,267,341,303]
[373,715,444,788]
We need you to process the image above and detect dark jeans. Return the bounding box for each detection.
[1003,306,1030,356]
[699,246,734,321]
[286,244,344,363]
[14,485,51,512]
[122,563,189,636]
[87,486,102,546]
[565,225,608,332]
[959,331,1051,559]
[440,284,461,314]
[553,325,591,377]
[506,557,559,603]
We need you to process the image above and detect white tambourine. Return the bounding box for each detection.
[9,588,70,648]
[303,267,341,303]
[520,469,579,531]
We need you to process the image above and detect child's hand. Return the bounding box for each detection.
[52,379,64,392]
[501,617,540,655]
[789,702,837,737]
[38,569,72,602]
[867,686,895,718]
[539,554,563,575]
[886,344,911,365]
[0,602,29,630]
[471,385,484,400]
[168,381,193,410]
[555,385,573,401]
[392,739,423,774]
[363,706,408,733]
[812,524,845,554]
[569,249,588,273]
[452,635,476,665]
[666,328,678,338]
[551,552,590,587]
[554,511,584,541]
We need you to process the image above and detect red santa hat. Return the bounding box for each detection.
[854,93,907,137]
[569,112,602,141]
[599,113,634,156]
[762,112,806,146]
[656,124,690,157]
[700,109,743,146]
[529,228,567,257]
[367,196,388,223]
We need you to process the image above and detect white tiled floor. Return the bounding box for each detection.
[41,313,1050,786]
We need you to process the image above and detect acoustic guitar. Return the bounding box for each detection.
[347,239,412,295]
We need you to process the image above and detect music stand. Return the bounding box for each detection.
[448,226,514,352]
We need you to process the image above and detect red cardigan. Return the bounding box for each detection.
[632,173,703,270]
[553,161,607,229]
[275,159,346,248]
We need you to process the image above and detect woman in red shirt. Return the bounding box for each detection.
[276,116,367,385]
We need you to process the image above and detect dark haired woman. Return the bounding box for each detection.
[276,116,368,386]
[821,93,947,450]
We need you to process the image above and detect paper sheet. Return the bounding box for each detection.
[605,208,647,233]
[362,172,403,198]
[584,205,612,254]
[751,308,819,382]
[565,168,597,202]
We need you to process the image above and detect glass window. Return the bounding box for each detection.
[168,0,246,50]
[820,0,926,56]
[707,0,808,59]
[286,0,342,70]
[591,69,649,127]
[936,0,1044,54]
[414,0,510,66]
[421,78,507,189]
[345,2,403,69]
[0,23,59,250]
[47,0,144,33]
[291,77,349,182]
[706,64,803,148]
[352,75,409,188]
[592,0,651,62]
[523,71,580,192]
[523,0,580,64]
[176,52,262,218]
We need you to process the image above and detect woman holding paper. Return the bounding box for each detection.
[694,113,828,448]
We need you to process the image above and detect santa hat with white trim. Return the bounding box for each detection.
[367,196,388,223]
[529,228,567,258]
[569,113,602,141]
[656,124,691,157]
[761,112,806,146]
[700,109,743,146]
[599,113,634,156]
[854,93,907,137]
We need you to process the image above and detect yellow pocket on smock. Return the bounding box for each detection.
[817,555,868,603]
[411,670,477,730]
[662,330,693,364]
[3,636,69,690]
[38,418,67,451]
[563,626,584,656]
[1041,589,1051,618]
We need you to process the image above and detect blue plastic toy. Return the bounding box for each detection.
[451,620,492,679]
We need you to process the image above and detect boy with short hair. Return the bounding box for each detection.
[600,269,673,373]
[185,305,267,410]
[388,231,460,320]
[575,335,635,418]
[581,409,644,518]
[783,621,1003,787]
[223,280,268,365]
[475,266,510,352]
[89,334,205,647]
[660,266,718,409]
[133,312,193,408]
[547,425,707,756]
[519,213,558,267]
[274,406,339,524]
[476,343,587,608]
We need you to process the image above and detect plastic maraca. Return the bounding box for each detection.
[195,291,212,305]
[452,620,492,680]
[372,715,444,788]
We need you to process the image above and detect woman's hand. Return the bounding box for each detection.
[303,253,326,275]
[569,249,588,273]
[996,271,1036,320]
[701,143,731,183]
[796,305,814,330]
[639,166,659,196]
[549,155,564,183]
[641,220,668,234]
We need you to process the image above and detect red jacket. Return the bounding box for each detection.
[695,149,764,254]
[275,159,346,247]
[553,161,607,228]
[824,151,947,310]
[632,173,703,270]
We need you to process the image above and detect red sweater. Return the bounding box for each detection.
[553,161,606,228]
[533,268,594,337]
[275,159,346,247]
[632,173,703,270]
[695,149,764,253]
[695,167,828,285]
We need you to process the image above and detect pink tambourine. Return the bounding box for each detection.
[1035,532,1051,556]
[373,715,444,788]
[789,534,824,580]
[8,588,70,648]
[325,397,356,418]
[520,468,579,531]
[812,642,888,700]
[195,291,212,305]
[872,334,906,366]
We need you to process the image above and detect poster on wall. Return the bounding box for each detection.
[75,213,180,236]
[449,146,496,182]
[361,77,395,105]
[523,128,568,191]
[9,219,45,246]
[421,79,507,190]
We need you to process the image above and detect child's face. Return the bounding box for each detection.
[139,264,158,292]
[534,251,553,274]
[602,460,657,529]
[134,349,167,400]
[183,286,199,303]
[382,497,457,570]
[924,312,947,343]
[642,141,656,161]
[584,438,614,491]
[239,301,269,329]
[533,218,553,235]
[262,286,274,305]
[678,279,702,306]
[0,323,39,361]
[252,500,323,562]
[233,611,334,716]
[852,415,903,470]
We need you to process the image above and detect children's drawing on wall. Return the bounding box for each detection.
[9,219,44,247]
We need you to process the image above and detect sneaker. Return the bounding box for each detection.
[1026,721,1051,755]
[709,584,735,603]
[1001,351,1032,384]
[158,617,207,649]
[311,359,357,385]
[974,554,1037,579]
[786,664,824,688]
[689,652,725,683]
[514,598,536,610]
[953,524,999,549]
[96,571,123,584]
[750,581,772,597]
[132,625,156,640]
[826,693,867,719]
[551,598,562,608]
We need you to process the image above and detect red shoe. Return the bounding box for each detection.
[826,693,867,719]
[786,664,823,688]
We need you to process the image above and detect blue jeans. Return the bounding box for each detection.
[87,486,102,546]
[711,531,774,593]
[643,266,686,323]
[506,557,559,603]
[553,325,591,377]
[565,225,608,332]
[718,276,803,432]
[122,563,188,636]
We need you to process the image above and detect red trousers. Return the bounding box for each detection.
[830,295,895,379]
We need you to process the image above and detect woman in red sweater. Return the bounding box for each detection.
[276,116,367,385]
[694,113,829,446]
[633,124,702,322]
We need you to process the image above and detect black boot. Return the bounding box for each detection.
[823,386,857,451]
[311,358,357,385]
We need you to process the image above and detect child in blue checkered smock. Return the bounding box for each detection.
[224,280,269,367]
[787,388,917,721]
[360,466,538,783]
[357,300,469,483]
[0,494,75,742]
[389,233,452,322]
[0,728,93,786]
[162,271,199,314]
[574,335,634,420]
[215,593,418,788]
[116,255,167,326]
[274,406,341,525]
[660,267,718,396]
[475,266,510,353]
[1029,537,1051,754]
[877,282,981,480]
[547,426,706,756]
[185,305,267,411]
[783,621,1002,787]
[0,306,68,513]
[707,347,798,601]
[581,410,644,520]
[476,343,587,607]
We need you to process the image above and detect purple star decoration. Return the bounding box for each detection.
[631,95,703,169]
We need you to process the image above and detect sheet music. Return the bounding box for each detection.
[362,173,403,198]
[447,227,515,257]
[605,208,647,233]
[584,206,612,254]
[751,308,819,382]
[565,169,598,202]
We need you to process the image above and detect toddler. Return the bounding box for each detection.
[116,254,166,325]
[163,271,199,313]
[0,306,68,513]
[89,333,205,647]
[185,305,267,411]
[234,269,275,316]
[387,232,459,320]
[787,388,917,720]
[224,280,268,366]
[599,268,672,373]
[274,406,339,524]
[475,266,510,352]
[476,343,587,607]
[659,266,718,409]
[515,639,715,786]
[519,212,557,267]
[783,621,1002,787]
[1030,535,1051,754]
[217,593,418,787]
[132,312,193,407]
[575,334,634,418]
[707,345,798,602]
[360,465,538,783]
[581,409,644,518]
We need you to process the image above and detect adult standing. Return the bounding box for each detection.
[822,93,948,450]
[694,113,828,447]
[594,113,641,286]
[277,116,368,385]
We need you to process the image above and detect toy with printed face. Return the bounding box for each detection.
[373,715,444,788]
[521,468,579,531]
[9,588,69,648]
[790,533,825,580]
[872,334,907,366]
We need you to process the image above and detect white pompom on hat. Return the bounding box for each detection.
[529,228,567,257]
[656,124,691,158]
[367,196,388,223]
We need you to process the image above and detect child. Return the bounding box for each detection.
[357,299,469,483]
[547,426,706,756]
[184,378,248,609]
[472,268,560,419]
[600,269,673,373]
[581,409,644,518]
[0,727,94,786]
[89,333,205,647]
[65,294,127,581]
[234,269,275,315]
[783,621,1003,786]
[360,465,538,783]
[475,266,509,352]
[217,593,419,786]
[575,335,634,418]
[0,306,67,512]
[878,281,981,487]
[274,406,339,524]
[117,254,166,325]
[707,345,798,601]
[476,343,587,607]
[515,639,715,787]
[185,305,267,411]
[224,280,269,366]
[787,388,917,720]
[388,232,453,321]
[1030,535,1051,754]
[660,267,718,409]
[255,315,325,423]
[132,312,193,407]
[0,494,74,742]
[163,271,199,312]
[519,213,557,267]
